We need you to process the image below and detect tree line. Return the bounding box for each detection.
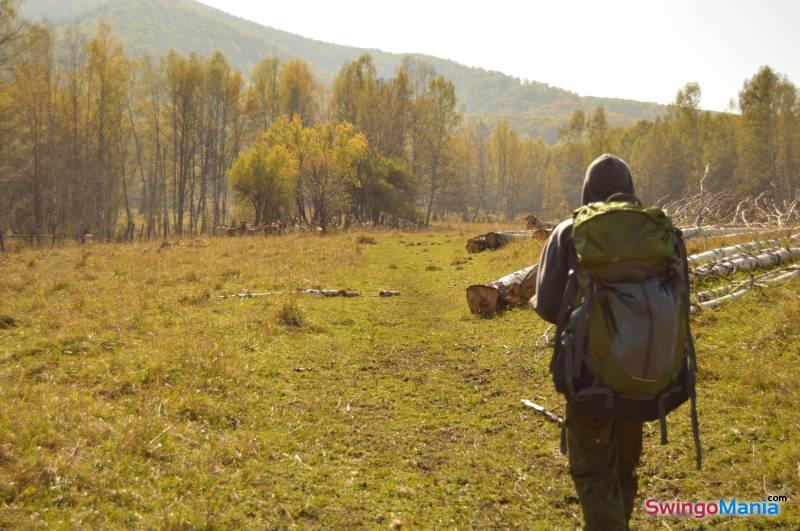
[1,1,798,243]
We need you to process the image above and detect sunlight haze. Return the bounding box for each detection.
[197,0,800,111]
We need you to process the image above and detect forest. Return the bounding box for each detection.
[17,0,666,136]
[1,0,799,243]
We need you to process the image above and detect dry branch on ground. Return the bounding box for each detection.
[215,288,363,300]
[680,225,768,240]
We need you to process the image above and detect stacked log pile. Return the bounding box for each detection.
[465,189,800,316]
[465,222,787,253]
[470,232,800,317]
[691,233,800,276]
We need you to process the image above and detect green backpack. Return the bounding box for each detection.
[551,194,702,469]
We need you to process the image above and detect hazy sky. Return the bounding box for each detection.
[197,0,799,111]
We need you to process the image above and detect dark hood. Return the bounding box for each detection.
[581,154,635,205]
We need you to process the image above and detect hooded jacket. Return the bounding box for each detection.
[532,154,636,323]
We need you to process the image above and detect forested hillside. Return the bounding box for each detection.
[19,0,664,141]
[2,0,799,245]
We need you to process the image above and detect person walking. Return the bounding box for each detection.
[532,154,701,530]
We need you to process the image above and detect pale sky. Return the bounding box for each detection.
[197,0,799,112]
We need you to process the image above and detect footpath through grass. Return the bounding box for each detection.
[0,227,798,528]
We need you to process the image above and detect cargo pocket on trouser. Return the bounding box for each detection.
[565,402,629,530]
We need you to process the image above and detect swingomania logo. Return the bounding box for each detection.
[644,496,788,518]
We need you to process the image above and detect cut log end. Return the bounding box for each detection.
[484,232,502,249]
[466,236,489,253]
[466,285,504,317]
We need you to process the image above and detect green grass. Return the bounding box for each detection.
[0,228,798,528]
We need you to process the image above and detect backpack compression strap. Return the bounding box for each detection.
[678,230,702,471]
[554,272,578,456]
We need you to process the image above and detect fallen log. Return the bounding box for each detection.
[467,229,550,253]
[695,287,750,309]
[485,230,549,248]
[466,264,538,317]
[694,266,792,303]
[299,288,361,297]
[692,266,800,313]
[694,246,800,277]
[680,225,768,240]
[215,288,363,300]
[695,284,738,303]
[688,239,782,267]
[704,227,800,243]
[524,214,555,232]
[721,228,793,240]
[762,268,800,284]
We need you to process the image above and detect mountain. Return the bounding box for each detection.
[20,0,666,142]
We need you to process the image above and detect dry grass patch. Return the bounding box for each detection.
[0,226,797,527]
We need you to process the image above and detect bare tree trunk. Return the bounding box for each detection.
[425,184,437,227]
[121,159,133,242]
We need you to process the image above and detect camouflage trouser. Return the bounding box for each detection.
[566,401,643,531]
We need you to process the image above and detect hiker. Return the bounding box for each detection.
[532,154,700,530]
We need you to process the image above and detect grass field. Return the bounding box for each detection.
[1,226,798,529]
